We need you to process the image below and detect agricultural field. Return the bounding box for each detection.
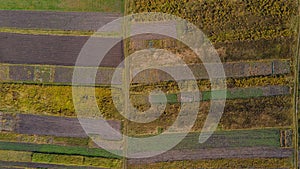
[0,0,299,169]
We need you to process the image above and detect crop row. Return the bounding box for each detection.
[0,149,122,168]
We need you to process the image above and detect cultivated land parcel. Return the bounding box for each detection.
[0,0,299,169]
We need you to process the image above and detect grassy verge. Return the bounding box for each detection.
[0,0,124,13]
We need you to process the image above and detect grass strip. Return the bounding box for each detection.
[0,0,124,13]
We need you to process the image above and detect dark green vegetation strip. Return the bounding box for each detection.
[139,85,290,104]
[0,0,124,13]
[175,129,281,150]
[130,129,281,152]
[0,141,121,159]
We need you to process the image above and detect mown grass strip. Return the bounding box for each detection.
[0,0,124,13]
[0,141,122,159]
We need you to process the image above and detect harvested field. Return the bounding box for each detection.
[130,36,296,63]
[15,114,121,138]
[0,33,124,67]
[128,158,292,169]
[0,10,121,31]
[131,60,290,83]
[127,147,293,164]
[0,60,290,85]
[128,96,292,135]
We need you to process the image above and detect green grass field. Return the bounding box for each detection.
[0,0,124,13]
